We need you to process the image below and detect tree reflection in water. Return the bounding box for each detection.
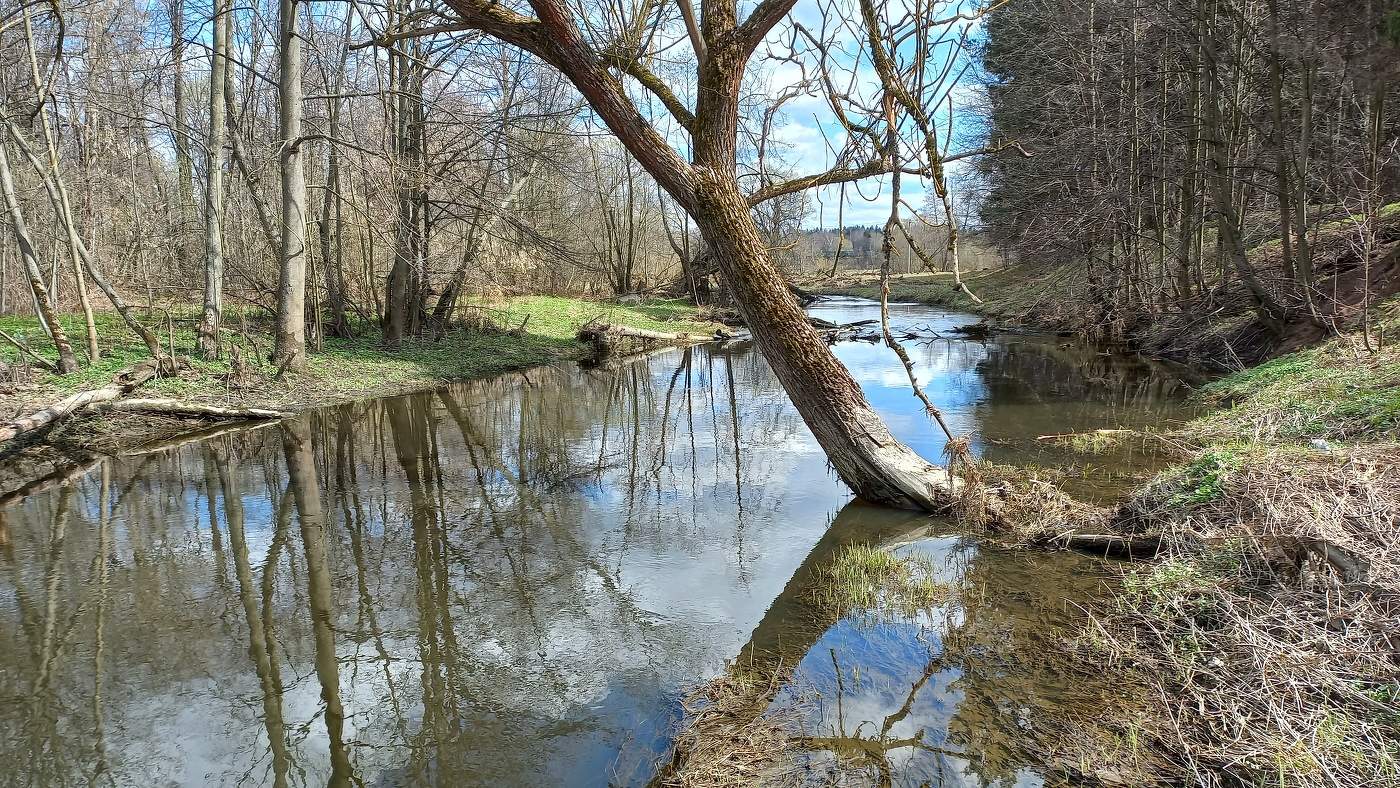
[0,309,1192,786]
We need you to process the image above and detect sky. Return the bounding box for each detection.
[752,0,993,227]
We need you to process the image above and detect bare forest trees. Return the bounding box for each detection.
[373,0,1012,509]
[0,0,1024,508]
[977,0,1399,342]
[0,1,695,371]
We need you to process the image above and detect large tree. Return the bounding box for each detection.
[382,0,1000,509]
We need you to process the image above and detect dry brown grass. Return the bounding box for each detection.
[1097,443,1400,787]
[655,671,808,788]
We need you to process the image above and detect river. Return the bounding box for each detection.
[0,297,1198,786]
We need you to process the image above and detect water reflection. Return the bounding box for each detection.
[0,301,1194,786]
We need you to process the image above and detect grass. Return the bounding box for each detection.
[807,265,1067,323]
[0,295,717,420]
[1183,325,1400,444]
[809,544,954,618]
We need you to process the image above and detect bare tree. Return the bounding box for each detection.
[367,0,1010,508]
[274,0,309,371]
[199,0,232,358]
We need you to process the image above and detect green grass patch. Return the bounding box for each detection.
[1186,338,1400,444]
[810,544,954,617]
[0,296,716,412]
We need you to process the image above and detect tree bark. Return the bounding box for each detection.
[0,139,78,373]
[199,0,230,358]
[273,0,308,371]
[170,0,197,269]
[692,170,961,509]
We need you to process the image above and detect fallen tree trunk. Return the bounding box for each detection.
[105,399,288,420]
[0,360,162,444]
[577,322,717,358]
[1049,532,1164,558]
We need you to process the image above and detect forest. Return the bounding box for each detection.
[0,0,1397,786]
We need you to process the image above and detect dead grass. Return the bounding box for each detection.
[1096,443,1400,787]
[656,671,808,788]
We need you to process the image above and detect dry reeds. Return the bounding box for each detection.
[1100,443,1400,787]
[656,670,808,788]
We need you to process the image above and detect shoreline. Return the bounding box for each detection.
[807,273,1400,784]
[0,296,720,493]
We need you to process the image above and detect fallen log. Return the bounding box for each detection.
[576,322,713,358]
[1050,532,1164,558]
[0,359,162,444]
[105,398,289,420]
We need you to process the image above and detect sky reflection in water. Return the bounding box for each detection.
[0,298,1197,786]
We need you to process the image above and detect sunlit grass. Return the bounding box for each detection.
[0,296,717,410]
[810,544,954,617]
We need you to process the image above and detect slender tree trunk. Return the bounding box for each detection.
[199,0,230,358]
[169,0,196,268]
[273,0,308,371]
[318,12,352,339]
[0,140,78,373]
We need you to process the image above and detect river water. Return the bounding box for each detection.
[0,298,1198,786]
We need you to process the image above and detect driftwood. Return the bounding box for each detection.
[104,398,288,420]
[1050,532,1164,558]
[576,322,715,358]
[0,359,162,444]
[0,358,290,448]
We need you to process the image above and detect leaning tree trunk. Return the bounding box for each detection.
[436,0,967,512]
[0,139,78,373]
[691,172,959,510]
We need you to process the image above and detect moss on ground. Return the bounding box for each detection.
[0,296,717,417]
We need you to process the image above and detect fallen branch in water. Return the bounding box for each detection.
[104,398,288,420]
[0,359,164,444]
[1049,531,1164,558]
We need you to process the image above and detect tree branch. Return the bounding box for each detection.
[442,0,698,208]
[601,49,695,131]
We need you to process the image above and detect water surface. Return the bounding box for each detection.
[0,298,1196,786]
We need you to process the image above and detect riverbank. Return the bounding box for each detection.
[963,291,1398,781]
[810,259,1400,784]
[808,205,1400,372]
[1078,320,1400,785]
[0,296,717,481]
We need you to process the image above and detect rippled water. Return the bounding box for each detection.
[0,298,1198,786]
